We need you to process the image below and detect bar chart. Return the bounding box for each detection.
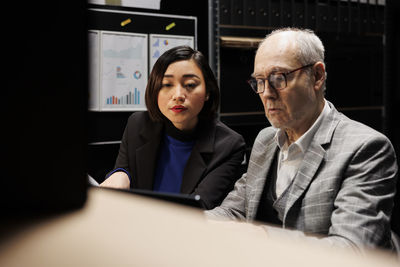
[106,88,140,105]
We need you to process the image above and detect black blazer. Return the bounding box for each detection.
[112,111,246,209]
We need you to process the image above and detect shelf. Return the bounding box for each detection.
[220,36,263,48]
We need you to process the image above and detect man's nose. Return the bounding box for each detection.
[261,81,277,99]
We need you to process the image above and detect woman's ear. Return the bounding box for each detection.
[205,94,210,101]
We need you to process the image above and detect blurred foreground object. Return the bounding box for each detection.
[0,187,398,267]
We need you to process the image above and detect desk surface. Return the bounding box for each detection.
[0,187,398,267]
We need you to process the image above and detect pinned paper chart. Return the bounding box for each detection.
[101,31,148,111]
[149,34,194,72]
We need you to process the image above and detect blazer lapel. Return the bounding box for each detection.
[180,120,214,194]
[247,129,279,219]
[283,101,341,222]
[284,142,325,221]
[135,122,163,190]
[180,147,207,193]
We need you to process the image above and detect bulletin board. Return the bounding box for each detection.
[88,8,197,111]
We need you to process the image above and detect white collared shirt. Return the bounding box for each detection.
[275,100,331,198]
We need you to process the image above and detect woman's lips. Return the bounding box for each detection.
[171,105,187,113]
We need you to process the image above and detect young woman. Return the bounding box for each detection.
[101,46,246,209]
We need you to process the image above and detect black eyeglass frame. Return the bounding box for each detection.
[247,63,315,94]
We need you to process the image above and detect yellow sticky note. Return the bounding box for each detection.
[121,18,131,27]
[165,22,176,31]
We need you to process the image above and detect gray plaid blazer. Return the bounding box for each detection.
[207,101,398,250]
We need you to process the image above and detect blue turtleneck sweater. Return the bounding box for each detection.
[153,134,195,193]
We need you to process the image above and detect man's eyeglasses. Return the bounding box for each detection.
[247,63,315,94]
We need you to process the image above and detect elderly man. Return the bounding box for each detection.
[207,28,398,252]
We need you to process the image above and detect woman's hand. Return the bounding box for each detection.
[100,171,130,189]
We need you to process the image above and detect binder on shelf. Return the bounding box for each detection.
[270,0,280,27]
[293,1,306,28]
[330,1,339,33]
[220,0,231,25]
[316,2,332,32]
[306,1,317,30]
[231,0,244,25]
[350,2,359,34]
[281,0,292,27]
[255,0,268,27]
[360,3,369,33]
[376,4,384,34]
[339,2,350,33]
[244,0,257,26]
[369,3,378,33]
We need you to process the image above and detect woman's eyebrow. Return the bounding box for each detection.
[163,74,200,78]
[182,74,200,79]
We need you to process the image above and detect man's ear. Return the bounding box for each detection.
[313,62,326,91]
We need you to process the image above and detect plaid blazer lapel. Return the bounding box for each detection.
[283,142,326,224]
[246,129,279,220]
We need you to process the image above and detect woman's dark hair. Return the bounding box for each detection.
[145,46,220,121]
